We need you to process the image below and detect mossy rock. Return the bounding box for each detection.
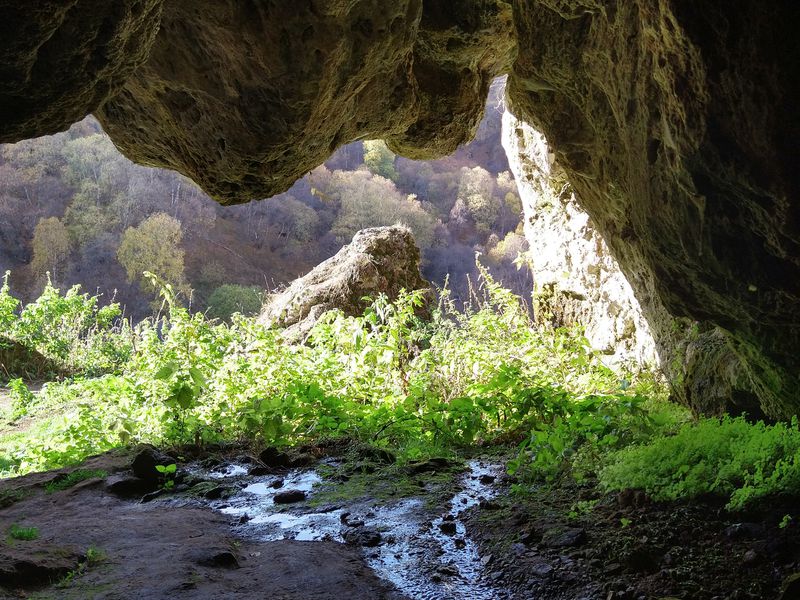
[0,336,60,382]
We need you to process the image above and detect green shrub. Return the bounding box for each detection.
[600,416,800,509]
[0,276,131,376]
[206,284,263,321]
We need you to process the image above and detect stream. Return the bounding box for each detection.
[192,459,510,600]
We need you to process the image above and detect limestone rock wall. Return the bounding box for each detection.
[506,1,800,418]
[501,111,657,368]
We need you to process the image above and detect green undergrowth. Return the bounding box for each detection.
[45,469,109,493]
[1,267,799,510]
[600,416,800,510]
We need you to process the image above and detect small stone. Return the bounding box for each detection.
[454,538,467,549]
[742,549,759,566]
[438,521,457,535]
[343,527,382,547]
[273,489,306,504]
[258,447,291,468]
[724,523,765,540]
[542,526,587,548]
[270,479,285,489]
[478,474,496,485]
[131,446,173,482]
[529,558,554,577]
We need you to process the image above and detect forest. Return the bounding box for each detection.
[0,83,529,321]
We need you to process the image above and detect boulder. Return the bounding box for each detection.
[259,226,429,338]
[0,336,59,382]
[94,0,515,204]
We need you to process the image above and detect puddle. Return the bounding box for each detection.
[194,459,508,599]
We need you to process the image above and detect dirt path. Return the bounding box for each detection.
[0,453,405,600]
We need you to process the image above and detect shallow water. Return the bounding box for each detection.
[200,459,509,599]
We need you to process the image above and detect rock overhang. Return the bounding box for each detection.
[1,0,798,417]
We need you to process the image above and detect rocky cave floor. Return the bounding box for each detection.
[0,443,799,600]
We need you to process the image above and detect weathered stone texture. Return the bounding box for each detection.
[95,0,515,204]
[501,110,657,368]
[259,225,429,339]
[506,1,800,417]
[0,0,163,143]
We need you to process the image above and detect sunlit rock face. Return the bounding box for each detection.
[506,1,800,418]
[501,111,657,369]
[259,225,429,340]
[95,0,515,204]
[502,111,770,419]
[0,0,163,143]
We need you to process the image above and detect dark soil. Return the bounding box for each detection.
[466,476,800,600]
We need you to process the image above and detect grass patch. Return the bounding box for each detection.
[0,487,27,508]
[600,416,800,509]
[45,469,108,493]
[9,523,39,540]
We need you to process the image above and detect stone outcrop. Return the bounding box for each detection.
[259,225,429,338]
[95,0,515,204]
[506,2,800,418]
[2,1,799,417]
[502,110,770,418]
[0,1,163,143]
[502,110,657,368]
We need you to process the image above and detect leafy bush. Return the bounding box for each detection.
[600,416,800,509]
[0,275,131,376]
[206,284,263,321]
[3,268,658,477]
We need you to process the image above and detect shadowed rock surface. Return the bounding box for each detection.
[259,225,429,339]
[0,0,163,143]
[1,1,799,416]
[506,1,800,417]
[95,0,515,204]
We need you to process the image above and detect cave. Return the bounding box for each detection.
[1,1,799,598]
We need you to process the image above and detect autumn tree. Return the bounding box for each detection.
[457,166,499,235]
[328,170,435,248]
[117,213,189,298]
[263,195,320,243]
[30,217,71,282]
[363,140,398,182]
